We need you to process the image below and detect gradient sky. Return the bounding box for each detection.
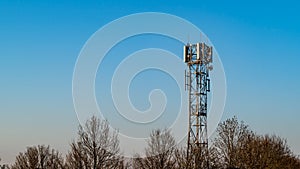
[1,0,300,164]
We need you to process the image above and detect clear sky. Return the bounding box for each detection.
[1,0,300,164]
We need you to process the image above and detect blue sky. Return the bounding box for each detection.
[1,0,300,164]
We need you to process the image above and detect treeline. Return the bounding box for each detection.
[1,116,299,169]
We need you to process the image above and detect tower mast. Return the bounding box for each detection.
[184,42,213,168]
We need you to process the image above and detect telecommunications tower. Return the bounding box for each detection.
[184,42,213,168]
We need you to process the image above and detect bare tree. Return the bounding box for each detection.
[65,116,122,169]
[211,116,300,169]
[133,129,177,169]
[239,134,300,169]
[211,116,253,169]
[0,158,9,169]
[209,146,223,169]
[174,147,192,169]
[65,141,89,169]
[10,145,64,169]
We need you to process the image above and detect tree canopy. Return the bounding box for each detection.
[3,116,300,169]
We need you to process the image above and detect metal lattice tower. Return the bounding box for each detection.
[184,42,213,169]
